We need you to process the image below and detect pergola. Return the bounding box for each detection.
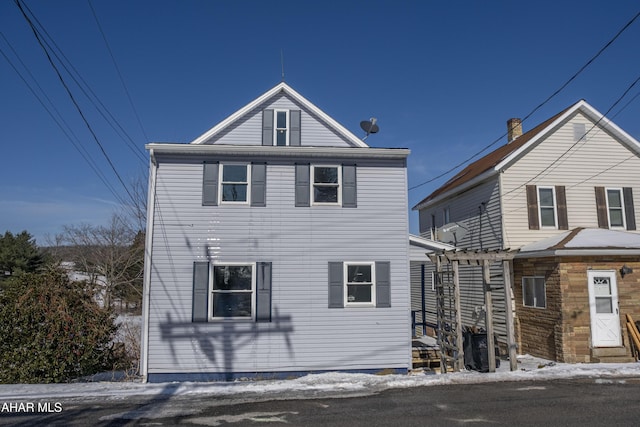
[428,249,519,373]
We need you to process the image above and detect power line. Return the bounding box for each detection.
[500,73,640,204]
[0,33,123,203]
[15,0,137,207]
[88,0,150,144]
[19,0,148,165]
[409,9,640,192]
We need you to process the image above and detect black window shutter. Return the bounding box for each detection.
[526,185,539,230]
[376,261,391,308]
[290,110,301,146]
[262,109,274,146]
[295,164,310,207]
[251,163,267,207]
[328,262,344,308]
[623,187,636,231]
[555,186,568,230]
[192,262,209,322]
[202,162,219,206]
[342,165,357,208]
[256,262,272,322]
[595,187,609,228]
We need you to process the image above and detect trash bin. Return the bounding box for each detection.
[463,330,499,372]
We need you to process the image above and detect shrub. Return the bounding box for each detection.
[0,268,118,383]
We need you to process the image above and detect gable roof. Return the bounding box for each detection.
[413,100,640,210]
[190,82,369,148]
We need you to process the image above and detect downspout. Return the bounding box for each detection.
[140,149,158,383]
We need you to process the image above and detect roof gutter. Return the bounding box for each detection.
[146,144,410,160]
[516,248,640,258]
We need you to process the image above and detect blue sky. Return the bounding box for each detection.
[1,1,640,244]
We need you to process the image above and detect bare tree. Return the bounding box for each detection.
[52,212,144,311]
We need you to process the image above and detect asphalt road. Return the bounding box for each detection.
[2,377,640,426]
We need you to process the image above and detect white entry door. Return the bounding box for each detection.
[588,270,621,347]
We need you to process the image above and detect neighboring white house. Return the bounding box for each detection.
[140,82,412,382]
[412,100,640,362]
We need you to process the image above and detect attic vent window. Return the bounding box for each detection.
[275,110,289,146]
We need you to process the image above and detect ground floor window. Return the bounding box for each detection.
[345,262,375,306]
[522,276,546,308]
[211,263,254,319]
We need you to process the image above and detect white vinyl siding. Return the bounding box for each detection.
[147,156,410,375]
[199,94,358,147]
[501,113,640,248]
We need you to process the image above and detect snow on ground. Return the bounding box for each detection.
[1,354,639,402]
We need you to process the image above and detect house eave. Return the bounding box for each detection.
[146,143,410,160]
[189,82,369,148]
[412,169,497,211]
[496,100,640,171]
[409,234,457,252]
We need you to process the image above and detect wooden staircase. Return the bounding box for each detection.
[411,338,441,373]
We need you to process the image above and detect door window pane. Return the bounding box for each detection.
[595,297,613,314]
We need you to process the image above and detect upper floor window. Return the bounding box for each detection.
[522,276,546,309]
[262,109,300,146]
[606,188,625,229]
[538,187,557,228]
[275,110,289,146]
[220,163,250,204]
[443,207,450,224]
[595,186,636,231]
[312,165,341,205]
[526,185,568,230]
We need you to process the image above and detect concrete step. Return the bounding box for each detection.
[591,346,635,363]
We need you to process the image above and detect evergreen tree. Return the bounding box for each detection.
[0,231,45,282]
[0,268,118,383]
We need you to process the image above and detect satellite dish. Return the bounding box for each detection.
[437,222,468,245]
[360,117,379,140]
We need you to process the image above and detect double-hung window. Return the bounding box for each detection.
[538,186,557,228]
[345,262,375,306]
[312,165,341,205]
[211,264,254,319]
[606,188,625,229]
[274,110,289,146]
[522,276,546,309]
[220,163,250,204]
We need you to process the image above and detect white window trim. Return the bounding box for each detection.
[605,187,626,229]
[344,261,376,307]
[522,276,546,309]
[219,163,251,205]
[311,165,342,206]
[537,186,558,229]
[209,262,256,321]
[273,109,290,146]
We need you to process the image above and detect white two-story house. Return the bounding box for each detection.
[413,100,640,363]
[140,82,412,381]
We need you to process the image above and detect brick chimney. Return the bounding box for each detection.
[507,118,522,143]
